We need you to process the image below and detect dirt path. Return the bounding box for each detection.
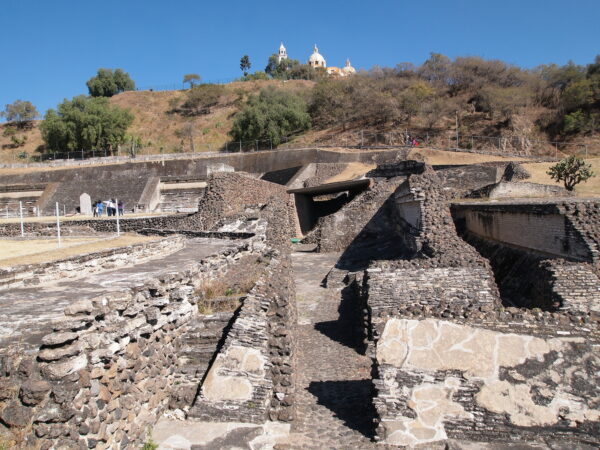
[287,252,378,449]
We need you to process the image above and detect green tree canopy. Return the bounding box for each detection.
[265,55,302,79]
[40,96,133,153]
[86,68,135,97]
[183,73,201,88]
[240,55,251,77]
[1,100,38,127]
[547,155,595,191]
[230,87,311,146]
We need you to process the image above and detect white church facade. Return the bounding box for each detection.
[277,42,356,77]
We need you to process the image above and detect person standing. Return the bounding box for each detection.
[118,201,124,216]
[108,199,116,217]
[97,201,104,217]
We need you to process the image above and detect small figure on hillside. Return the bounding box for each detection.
[406,133,412,146]
[118,201,124,216]
[412,138,419,147]
[93,202,98,217]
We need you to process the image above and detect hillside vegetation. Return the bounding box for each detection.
[2,53,599,163]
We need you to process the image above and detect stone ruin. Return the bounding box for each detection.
[0,150,599,449]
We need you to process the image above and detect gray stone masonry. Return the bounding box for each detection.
[0,234,264,449]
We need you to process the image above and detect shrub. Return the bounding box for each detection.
[40,96,133,153]
[547,155,595,191]
[1,100,38,127]
[230,87,311,145]
[181,84,225,115]
[86,68,135,97]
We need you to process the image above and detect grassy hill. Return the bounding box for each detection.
[1,77,598,165]
[0,80,315,163]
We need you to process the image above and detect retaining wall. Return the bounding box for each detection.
[0,236,184,291]
[452,202,594,262]
[372,315,600,447]
[0,229,276,449]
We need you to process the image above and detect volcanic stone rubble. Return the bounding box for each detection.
[0,163,599,449]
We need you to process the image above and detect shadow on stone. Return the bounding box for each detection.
[307,379,377,440]
[314,284,366,354]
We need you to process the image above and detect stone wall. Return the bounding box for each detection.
[0,148,406,214]
[373,317,600,447]
[461,231,600,312]
[468,181,573,200]
[366,160,426,179]
[301,163,348,188]
[0,236,184,291]
[366,266,498,320]
[305,178,402,252]
[177,172,291,232]
[559,201,600,267]
[539,259,600,313]
[0,215,186,238]
[189,250,296,424]
[360,170,600,446]
[0,236,264,449]
[435,163,505,194]
[158,187,205,213]
[452,202,594,262]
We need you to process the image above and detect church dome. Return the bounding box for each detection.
[308,45,326,68]
[342,58,356,75]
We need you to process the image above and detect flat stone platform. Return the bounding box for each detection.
[0,237,238,352]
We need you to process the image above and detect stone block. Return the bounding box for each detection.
[0,401,33,427]
[20,380,51,406]
[39,342,83,362]
[64,300,95,316]
[41,354,88,380]
[42,331,79,347]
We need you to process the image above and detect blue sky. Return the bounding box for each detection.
[1,0,599,118]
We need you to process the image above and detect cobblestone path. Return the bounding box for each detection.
[287,251,379,449]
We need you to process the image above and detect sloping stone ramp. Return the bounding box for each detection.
[286,251,379,449]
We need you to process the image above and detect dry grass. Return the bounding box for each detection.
[521,157,600,197]
[325,162,376,183]
[0,121,45,164]
[0,233,156,268]
[0,80,315,165]
[195,254,268,314]
[408,147,531,165]
[109,80,314,155]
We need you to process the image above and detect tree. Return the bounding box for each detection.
[183,74,201,89]
[547,156,595,191]
[181,84,225,115]
[230,87,311,146]
[419,53,452,85]
[265,54,301,79]
[86,68,135,97]
[1,100,38,127]
[40,96,133,153]
[240,55,251,77]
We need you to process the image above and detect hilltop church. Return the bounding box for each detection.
[277,42,356,77]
